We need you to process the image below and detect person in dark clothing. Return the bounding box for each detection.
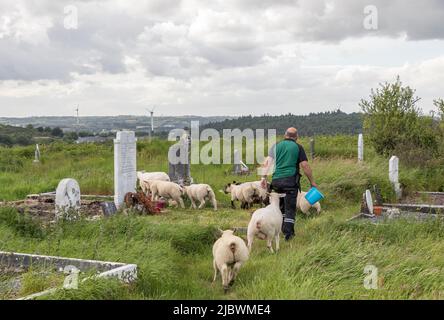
[260,127,317,241]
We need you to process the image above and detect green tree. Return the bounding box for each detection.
[51,127,64,137]
[359,77,432,156]
[434,98,444,120]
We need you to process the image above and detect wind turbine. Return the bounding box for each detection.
[75,105,80,136]
[146,106,155,140]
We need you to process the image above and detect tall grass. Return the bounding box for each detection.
[1,135,444,299]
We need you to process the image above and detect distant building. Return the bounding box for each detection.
[76,136,110,144]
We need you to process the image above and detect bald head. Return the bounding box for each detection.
[285,127,298,140]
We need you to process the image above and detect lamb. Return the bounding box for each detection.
[247,192,285,253]
[145,180,185,208]
[183,184,217,211]
[223,181,261,209]
[212,229,249,293]
[297,190,321,215]
[137,171,170,194]
[247,181,270,207]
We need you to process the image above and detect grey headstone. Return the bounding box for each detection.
[114,131,137,208]
[233,149,242,174]
[55,178,81,220]
[168,132,192,185]
[100,202,117,216]
[310,138,315,160]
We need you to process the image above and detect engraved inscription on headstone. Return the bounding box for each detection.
[55,178,81,220]
[114,131,137,208]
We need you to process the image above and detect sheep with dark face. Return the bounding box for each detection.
[224,181,269,209]
[224,181,259,209]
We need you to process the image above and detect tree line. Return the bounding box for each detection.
[201,110,363,136]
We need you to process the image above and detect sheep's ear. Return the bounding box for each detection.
[278,193,286,198]
[217,228,224,236]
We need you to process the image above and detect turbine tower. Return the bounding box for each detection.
[75,105,80,136]
[146,107,155,140]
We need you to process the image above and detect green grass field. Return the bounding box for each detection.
[1,136,444,299]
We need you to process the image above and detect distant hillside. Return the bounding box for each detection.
[0,115,232,134]
[201,110,363,136]
[0,124,60,146]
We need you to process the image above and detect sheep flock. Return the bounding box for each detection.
[133,170,322,292]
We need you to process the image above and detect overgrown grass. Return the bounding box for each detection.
[1,207,444,299]
[1,135,444,299]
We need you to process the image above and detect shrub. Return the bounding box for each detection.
[360,77,440,162]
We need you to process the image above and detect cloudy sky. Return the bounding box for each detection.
[0,0,443,117]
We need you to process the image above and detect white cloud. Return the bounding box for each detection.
[0,0,444,116]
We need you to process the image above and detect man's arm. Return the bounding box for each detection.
[259,156,273,188]
[300,161,317,188]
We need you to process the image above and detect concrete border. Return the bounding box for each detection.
[0,251,137,300]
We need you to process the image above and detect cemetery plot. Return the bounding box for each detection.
[0,194,108,223]
[0,265,64,300]
[0,251,137,300]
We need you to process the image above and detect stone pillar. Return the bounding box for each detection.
[365,189,374,215]
[389,156,402,200]
[310,138,315,160]
[358,134,364,162]
[114,131,137,208]
[34,144,41,163]
[233,149,242,175]
[55,178,81,220]
[168,132,192,185]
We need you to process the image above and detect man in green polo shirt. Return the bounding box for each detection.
[261,127,317,241]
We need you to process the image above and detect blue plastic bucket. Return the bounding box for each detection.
[305,187,324,205]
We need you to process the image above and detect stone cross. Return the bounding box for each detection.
[389,156,402,199]
[358,134,364,162]
[114,131,137,208]
[55,178,81,220]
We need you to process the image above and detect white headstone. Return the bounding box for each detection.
[389,156,402,199]
[114,131,137,208]
[34,144,41,163]
[365,190,374,215]
[55,178,81,220]
[389,156,399,184]
[358,134,364,162]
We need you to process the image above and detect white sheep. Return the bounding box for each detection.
[137,171,170,194]
[183,184,217,211]
[224,181,260,209]
[246,181,269,207]
[212,229,249,292]
[145,180,185,208]
[247,192,284,253]
[297,190,321,215]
